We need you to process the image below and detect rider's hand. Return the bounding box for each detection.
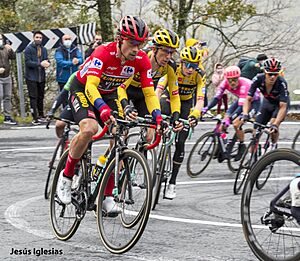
[124,105,138,121]
[269,124,278,134]
[99,104,112,124]
[240,113,250,122]
[155,115,163,133]
[188,115,198,127]
[46,111,54,121]
[173,121,183,132]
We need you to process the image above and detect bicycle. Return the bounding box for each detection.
[152,116,191,210]
[50,116,161,254]
[187,114,253,177]
[291,129,300,151]
[241,148,300,261]
[233,120,274,195]
[125,116,158,186]
[44,117,78,199]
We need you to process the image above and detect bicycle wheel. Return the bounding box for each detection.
[50,149,85,240]
[233,140,255,195]
[241,148,300,261]
[255,131,273,190]
[187,132,217,177]
[152,145,170,210]
[44,138,64,199]
[96,149,152,254]
[126,131,157,186]
[292,129,300,151]
[227,128,253,173]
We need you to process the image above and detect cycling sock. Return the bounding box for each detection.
[64,153,80,178]
[169,162,181,185]
[104,173,115,196]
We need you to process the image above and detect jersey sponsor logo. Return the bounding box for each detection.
[71,97,81,112]
[178,77,183,82]
[90,57,103,69]
[202,87,206,94]
[87,71,100,76]
[121,66,135,77]
[80,60,92,78]
[172,89,179,96]
[107,66,117,70]
[136,55,143,59]
[76,92,89,108]
[197,96,204,101]
[175,80,178,86]
[147,69,152,78]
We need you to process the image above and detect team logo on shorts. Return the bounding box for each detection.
[121,66,135,77]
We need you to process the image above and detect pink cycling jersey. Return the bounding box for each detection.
[215,77,260,106]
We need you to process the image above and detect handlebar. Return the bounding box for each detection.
[92,125,109,141]
[145,132,162,150]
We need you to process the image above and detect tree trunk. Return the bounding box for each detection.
[97,0,114,42]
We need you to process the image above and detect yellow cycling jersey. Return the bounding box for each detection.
[157,63,206,101]
[118,50,180,114]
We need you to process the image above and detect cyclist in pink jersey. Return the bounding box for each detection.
[202,66,260,161]
[56,16,162,213]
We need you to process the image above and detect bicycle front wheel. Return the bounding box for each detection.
[241,148,300,261]
[292,129,300,151]
[96,149,152,254]
[187,132,217,177]
[50,149,85,240]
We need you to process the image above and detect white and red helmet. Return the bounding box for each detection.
[224,65,241,79]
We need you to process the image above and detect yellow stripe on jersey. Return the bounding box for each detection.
[85,75,102,105]
[142,86,161,113]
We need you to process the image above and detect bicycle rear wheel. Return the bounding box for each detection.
[152,145,170,210]
[187,132,216,177]
[241,148,300,261]
[50,149,85,240]
[96,149,152,254]
[44,138,64,199]
[227,128,253,173]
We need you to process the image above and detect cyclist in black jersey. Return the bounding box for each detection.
[241,57,289,148]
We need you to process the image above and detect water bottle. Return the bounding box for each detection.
[92,155,107,181]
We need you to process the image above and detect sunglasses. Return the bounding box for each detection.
[159,47,176,55]
[228,77,239,83]
[128,39,145,48]
[266,72,279,77]
[183,61,198,69]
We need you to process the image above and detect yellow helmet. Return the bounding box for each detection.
[180,46,202,63]
[185,38,198,47]
[152,29,179,48]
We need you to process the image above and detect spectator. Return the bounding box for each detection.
[212,62,227,115]
[55,34,83,96]
[240,53,268,80]
[84,34,102,58]
[24,31,50,125]
[0,34,17,124]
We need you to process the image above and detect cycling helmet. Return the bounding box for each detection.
[118,15,149,42]
[224,65,241,79]
[185,38,198,47]
[263,57,282,73]
[152,29,179,48]
[180,46,202,63]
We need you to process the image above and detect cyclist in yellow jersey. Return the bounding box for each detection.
[156,46,205,199]
[118,28,182,136]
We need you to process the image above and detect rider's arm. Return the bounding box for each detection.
[155,75,168,99]
[49,89,69,114]
[190,75,205,118]
[118,76,133,108]
[273,101,287,126]
[85,75,107,111]
[206,80,226,110]
[64,71,77,92]
[167,64,181,114]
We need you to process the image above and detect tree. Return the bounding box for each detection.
[0,0,19,33]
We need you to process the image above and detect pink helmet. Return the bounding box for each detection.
[224,66,241,79]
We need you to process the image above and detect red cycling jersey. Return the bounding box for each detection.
[76,42,153,98]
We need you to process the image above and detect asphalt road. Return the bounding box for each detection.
[0,121,299,261]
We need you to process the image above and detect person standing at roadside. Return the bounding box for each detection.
[0,34,17,124]
[24,31,50,125]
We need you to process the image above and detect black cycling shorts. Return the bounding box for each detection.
[69,77,123,126]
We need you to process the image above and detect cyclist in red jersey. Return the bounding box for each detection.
[56,16,162,213]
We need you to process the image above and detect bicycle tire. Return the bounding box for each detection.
[126,131,157,187]
[152,145,170,210]
[187,132,216,177]
[241,148,300,261]
[233,140,255,195]
[292,129,300,151]
[227,128,253,173]
[44,138,64,199]
[50,149,85,240]
[255,130,273,190]
[97,149,152,254]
